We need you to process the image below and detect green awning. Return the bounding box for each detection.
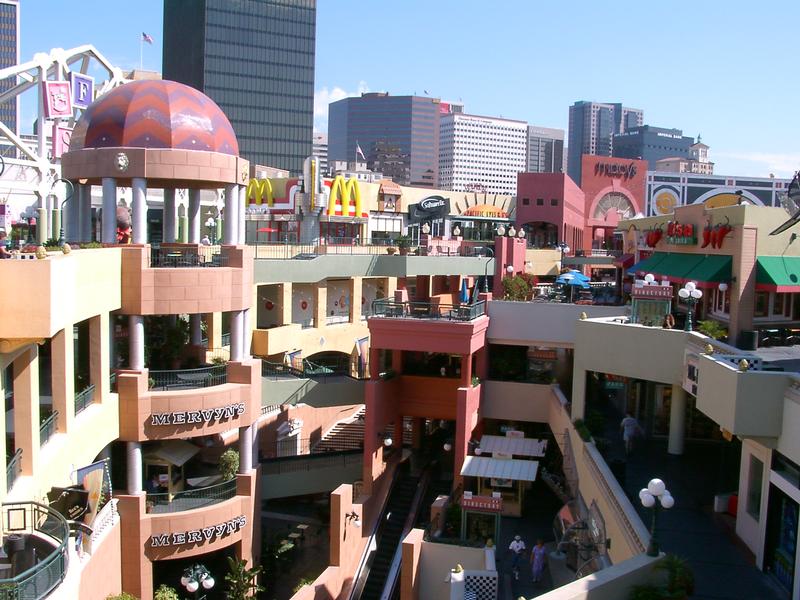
[686,255,732,285]
[629,252,669,274]
[757,256,800,289]
[630,252,731,286]
[651,253,705,280]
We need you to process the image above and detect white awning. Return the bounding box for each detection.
[145,440,200,467]
[460,456,539,482]
[479,435,548,458]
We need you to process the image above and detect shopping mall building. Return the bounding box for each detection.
[3,52,800,600]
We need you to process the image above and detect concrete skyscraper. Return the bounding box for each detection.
[163,0,316,174]
[0,0,19,134]
[567,101,643,185]
[526,126,564,174]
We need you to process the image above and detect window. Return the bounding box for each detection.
[746,455,763,520]
[522,198,530,206]
[551,198,559,206]
[755,292,769,317]
[536,198,544,206]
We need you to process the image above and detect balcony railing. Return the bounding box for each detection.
[75,384,96,415]
[145,478,237,514]
[0,501,70,600]
[261,358,361,381]
[149,364,227,391]
[39,411,59,447]
[6,449,22,491]
[371,299,486,321]
[150,247,228,268]
[221,332,231,347]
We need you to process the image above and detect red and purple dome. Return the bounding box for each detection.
[70,80,239,156]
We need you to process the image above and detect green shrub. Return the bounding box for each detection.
[219,448,240,480]
[106,593,138,600]
[153,585,179,600]
[293,577,316,593]
[697,319,727,340]
[502,275,531,301]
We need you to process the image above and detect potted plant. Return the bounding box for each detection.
[656,554,694,599]
[386,246,397,255]
[396,234,412,255]
[697,319,727,341]
[219,448,240,481]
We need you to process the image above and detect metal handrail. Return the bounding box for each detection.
[75,384,96,415]
[6,449,21,491]
[371,299,486,321]
[149,364,227,391]
[39,411,59,446]
[150,247,228,268]
[261,361,306,379]
[145,478,237,514]
[0,501,70,600]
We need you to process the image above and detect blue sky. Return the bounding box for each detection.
[20,0,800,178]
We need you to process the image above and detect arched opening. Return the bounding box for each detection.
[521,221,559,248]
[305,350,354,376]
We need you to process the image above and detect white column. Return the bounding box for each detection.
[126,441,143,494]
[238,184,246,245]
[190,314,203,346]
[129,315,145,371]
[230,310,244,362]
[188,189,201,243]
[668,384,687,456]
[80,184,92,242]
[101,177,117,244]
[163,188,176,243]
[66,181,79,242]
[131,177,147,244]
[242,308,252,358]
[239,425,253,473]
[223,183,237,245]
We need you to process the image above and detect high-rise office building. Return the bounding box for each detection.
[162,0,315,174]
[0,0,19,134]
[526,126,564,174]
[439,113,527,195]
[567,101,643,185]
[328,93,442,187]
[313,132,328,175]
[612,125,694,170]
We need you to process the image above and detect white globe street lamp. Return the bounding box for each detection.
[181,564,214,599]
[639,478,674,556]
[678,282,703,332]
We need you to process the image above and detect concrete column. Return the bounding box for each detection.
[206,312,223,348]
[13,347,39,476]
[79,184,92,242]
[101,177,117,244]
[461,354,473,387]
[279,283,293,326]
[239,425,253,473]
[66,181,79,242]
[224,183,237,245]
[230,310,244,362]
[350,277,363,323]
[163,188,176,243]
[238,184,247,245]
[190,314,203,346]
[126,441,143,494]
[131,177,147,245]
[243,308,252,358]
[51,328,75,434]
[188,189,201,243]
[668,384,688,456]
[129,315,145,371]
[36,206,47,245]
[89,313,111,401]
[314,282,327,329]
[52,207,61,243]
[570,366,587,420]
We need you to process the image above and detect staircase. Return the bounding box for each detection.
[359,473,420,600]
[312,410,413,453]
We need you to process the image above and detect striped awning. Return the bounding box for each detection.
[478,435,548,457]
[460,456,539,482]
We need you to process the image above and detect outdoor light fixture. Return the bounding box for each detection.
[506,264,514,274]
[517,228,526,239]
[181,564,214,599]
[496,225,506,237]
[51,178,75,246]
[204,209,218,244]
[443,441,453,452]
[453,225,461,237]
[718,282,728,293]
[678,282,703,332]
[345,510,361,528]
[378,433,393,447]
[508,225,516,237]
[644,273,655,285]
[557,242,570,270]
[639,478,674,557]
[479,247,495,293]
[422,222,431,235]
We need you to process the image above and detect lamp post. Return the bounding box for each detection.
[52,178,75,246]
[181,564,215,599]
[639,478,674,557]
[557,242,570,271]
[678,282,703,332]
[205,210,217,244]
[478,247,494,293]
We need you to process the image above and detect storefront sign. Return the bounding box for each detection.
[150,403,246,426]
[408,195,450,222]
[666,221,697,245]
[594,162,637,180]
[42,81,73,119]
[150,515,247,547]
[461,494,503,513]
[69,72,94,110]
[604,374,627,390]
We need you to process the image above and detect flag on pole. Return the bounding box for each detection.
[423,90,429,95]
[141,32,154,45]
[355,142,366,161]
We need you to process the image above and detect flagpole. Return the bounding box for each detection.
[139,36,143,70]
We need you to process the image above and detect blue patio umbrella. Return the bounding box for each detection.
[460,278,470,303]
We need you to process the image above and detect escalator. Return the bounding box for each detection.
[358,471,420,600]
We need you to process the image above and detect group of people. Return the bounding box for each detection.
[508,535,547,584]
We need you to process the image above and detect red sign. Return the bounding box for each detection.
[461,495,503,513]
[42,81,73,119]
[666,222,697,245]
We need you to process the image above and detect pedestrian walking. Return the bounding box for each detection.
[508,535,526,579]
[620,413,642,455]
[530,539,547,583]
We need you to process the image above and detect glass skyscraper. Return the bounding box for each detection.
[0,0,19,135]
[163,0,315,174]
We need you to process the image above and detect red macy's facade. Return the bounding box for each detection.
[516,155,647,256]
